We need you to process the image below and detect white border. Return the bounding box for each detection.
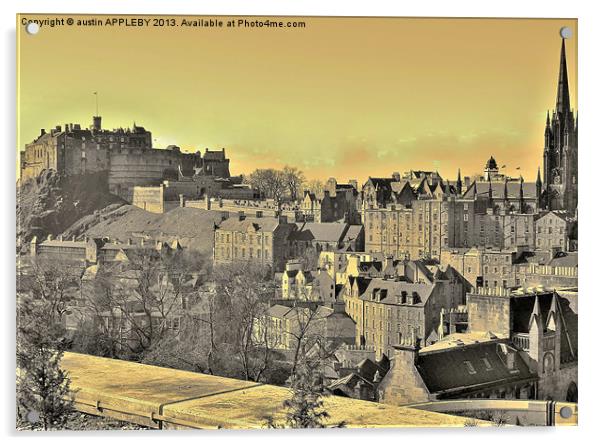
[2,0,600,443]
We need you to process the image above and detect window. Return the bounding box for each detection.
[464,361,477,375]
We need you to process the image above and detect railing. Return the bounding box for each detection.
[512,333,530,351]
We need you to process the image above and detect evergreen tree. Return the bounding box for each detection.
[16,261,76,430]
[283,358,330,428]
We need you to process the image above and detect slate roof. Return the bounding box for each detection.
[548,252,578,268]
[462,181,538,200]
[416,340,536,395]
[359,278,435,306]
[217,216,281,232]
[291,222,353,243]
[510,292,578,362]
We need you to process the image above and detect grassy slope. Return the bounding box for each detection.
[62,205,224,256]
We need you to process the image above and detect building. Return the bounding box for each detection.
[256,304,356,351]
[440,246,527,290]
[543,39,578,215]
[378,334,537,405]
[300,178,361,224]
[287,222,364,258]
[343,260,466,357]
[515,251,578,289]
[465,287,577,401]
[20,116,231,197]
[30,234,181,266]
[280,260,338,303]
[213,214,295,271]
[535,211,570,251]
[364,197,471,261]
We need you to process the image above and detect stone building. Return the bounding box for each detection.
[287,222,364,258]
[213,214,295,271]
[20,116,231,197]
[378,334,537,405]
[377,287,578,406]
[465,287,577,402]
[280,260,338,303]
[440,246,527,290]
[301,178,361,224]
[30,234,181,266]
[364,198,471,261]
[515,251,577,289]
[343,260,465,357]
[535,210,570,251]
[542,39,578,215]
[256,304,356,351]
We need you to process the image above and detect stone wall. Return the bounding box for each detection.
[129,185,164,214]
[538,361,578,402]
[378,347,431,405]
[466,289,512,337]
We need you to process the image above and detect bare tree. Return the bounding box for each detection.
[283,166,306,202]
[212,262,277,381]
[75,248,207,360]
[247,169,288,202]
[303,179,325,198]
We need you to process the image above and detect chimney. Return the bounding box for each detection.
[392,172,401,182]
[140,239,145,247]
[393,331,421,365]
[40,129,46,137]
[71,235,76,242]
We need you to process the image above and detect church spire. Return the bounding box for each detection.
[556,38,571,115]
[456,169,462,195]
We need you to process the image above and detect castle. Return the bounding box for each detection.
[19,115,231,195]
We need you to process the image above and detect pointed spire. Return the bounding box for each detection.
[546,110,550,127]
[547,292,560,331]
[556,38,571,114]
[536,167,542,186]
[456,169,462,195]
[529,295,542,330]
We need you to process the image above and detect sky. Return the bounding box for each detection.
[17,15,577,183]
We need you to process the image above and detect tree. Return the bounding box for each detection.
[75,248,207,360]
[303,179,325,198]
[247,169,288,202]
[212,262,277,381]
[16,260,78,430]
[266,355,343,429]
[283,166,306,202]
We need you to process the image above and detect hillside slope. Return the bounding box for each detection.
[61,205,224,256]
[16,170,124,253]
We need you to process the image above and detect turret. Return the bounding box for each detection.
[92,115,102,131]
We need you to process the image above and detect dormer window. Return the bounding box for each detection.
[482,357,493,371]
[464,361,477,375]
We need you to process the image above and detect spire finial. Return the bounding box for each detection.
[556,38,571,114]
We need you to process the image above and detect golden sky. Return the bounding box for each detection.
[17,15,577,182]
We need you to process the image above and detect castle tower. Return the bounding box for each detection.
[543,38,578,214]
